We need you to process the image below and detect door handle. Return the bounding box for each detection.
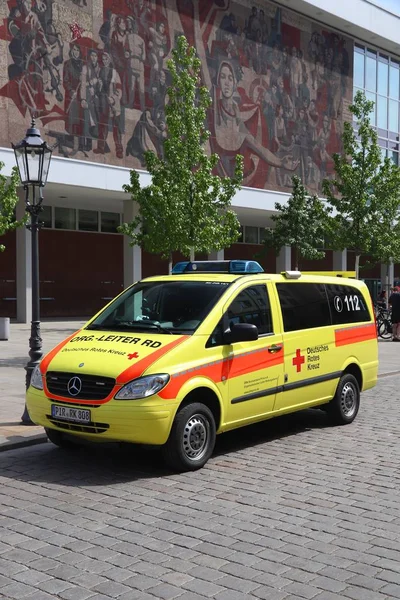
[268,344,283,353]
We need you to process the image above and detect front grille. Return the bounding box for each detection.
[46,371,115,400]
[47,417,109,434]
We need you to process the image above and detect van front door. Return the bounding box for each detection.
[222,283,284,428]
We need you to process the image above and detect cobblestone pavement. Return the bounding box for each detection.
[0,374,400,600]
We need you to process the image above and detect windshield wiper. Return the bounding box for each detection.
[87,321,173,334]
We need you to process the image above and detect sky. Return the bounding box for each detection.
[369,0,400,15]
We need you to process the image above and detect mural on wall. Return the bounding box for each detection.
[0,0,352,192]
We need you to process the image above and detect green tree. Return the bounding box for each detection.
[0,164,22,252]
[369,157,400,290]
[262,176,329,270]
[322,91,388,278]
[120,35,244,273]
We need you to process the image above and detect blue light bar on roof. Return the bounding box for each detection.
[171,260,264,274]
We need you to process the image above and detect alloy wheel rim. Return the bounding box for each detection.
[182,414,209,461]
[340,382,357,418]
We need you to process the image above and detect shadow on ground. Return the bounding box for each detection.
[0,408,332,485]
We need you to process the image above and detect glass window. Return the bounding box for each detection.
[55,207,76,230]
[366,54,377,91]
[377,95,388,130]
[41,205,52,228]
[101,212,120,233]
[354,52,364,89]
[227,285,272,336]
[378,58,389,96]
[244,226,259,244]
[389,61,400,99]
[325,285,371,325]
[389,141,399,165]
[276,283,330,332]
[88,280,230,334]
[79,210,98,232]
[237,225,244,243]
[388,99,399,134]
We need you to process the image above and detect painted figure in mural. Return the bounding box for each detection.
[63,43,84,152]
[81,49,101,141]
[110,15,134,108]
[148,22,168,90]
[192,3,300,187]
[7,0,63,111]
[95,51,123,157]
[126,107,166,164]
[127,17,146,111]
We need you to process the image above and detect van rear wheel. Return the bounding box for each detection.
[328,374,360,425]
[162,403,216,472]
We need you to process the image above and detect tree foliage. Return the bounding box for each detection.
[263,176,329,270]
[322,91,400,277]
[0,164,22,252]
[369,157,400,267]
[120,35,244,269]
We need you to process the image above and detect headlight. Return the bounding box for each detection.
[30,364,44,390]
[115,374,170,400]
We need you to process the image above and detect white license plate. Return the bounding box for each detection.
[51,405,91,423]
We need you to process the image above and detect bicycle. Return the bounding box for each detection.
[374,304,392,340]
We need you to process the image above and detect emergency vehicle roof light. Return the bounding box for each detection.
[283,270,302,279]
[172,260,264,274]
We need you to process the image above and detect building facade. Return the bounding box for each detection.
[0,0,399,320]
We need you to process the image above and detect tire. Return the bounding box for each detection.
[162,403,216,472]
[378,319,392,340]
[327,374,360,425]
[45,427,73,448]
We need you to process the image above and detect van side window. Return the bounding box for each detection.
[326,284,371,324]
[207,285,272,347]
[227,285,273,335]
[276,283,330,332]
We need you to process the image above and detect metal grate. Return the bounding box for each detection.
[47,417,109,434]
[46,371,115,400]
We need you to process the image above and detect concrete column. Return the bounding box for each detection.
[332,250,347,271]
[208,250,224,260]
[381,262,394,295]
[276,246,291,273]
[123,200,142,288]
[16,189,31,324]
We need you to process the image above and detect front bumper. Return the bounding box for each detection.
[26,387,178,445]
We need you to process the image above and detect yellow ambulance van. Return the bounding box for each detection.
[26,260,378,472]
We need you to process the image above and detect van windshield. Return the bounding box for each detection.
[85,280,230,334]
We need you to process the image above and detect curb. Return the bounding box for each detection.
[0,432,48,453]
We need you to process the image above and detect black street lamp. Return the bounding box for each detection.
[12,119,53,425]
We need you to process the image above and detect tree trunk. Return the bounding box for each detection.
[295,246,299,271]
[190,248,195,262]
[355,255,360,279]
[168,253,173,275]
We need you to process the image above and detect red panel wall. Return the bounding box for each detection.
[39,231,123,318]
[0,232,17,318]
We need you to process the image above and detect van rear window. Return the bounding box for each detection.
[325,284,371,325]
[276,283,371,332]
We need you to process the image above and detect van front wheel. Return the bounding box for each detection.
[163,403,216,472]
[328,374,360,425]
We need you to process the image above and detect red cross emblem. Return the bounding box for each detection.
[292,349,305,372]
[127,352,140,360]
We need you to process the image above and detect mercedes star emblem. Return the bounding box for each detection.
[67,376,82,396]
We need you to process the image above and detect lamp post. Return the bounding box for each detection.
[12,119,53,425]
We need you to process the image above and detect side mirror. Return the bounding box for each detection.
[226,323,258,344]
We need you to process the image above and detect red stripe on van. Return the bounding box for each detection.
[335,323,377,346]
[159,345,284,400]
[116,336,189,385]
